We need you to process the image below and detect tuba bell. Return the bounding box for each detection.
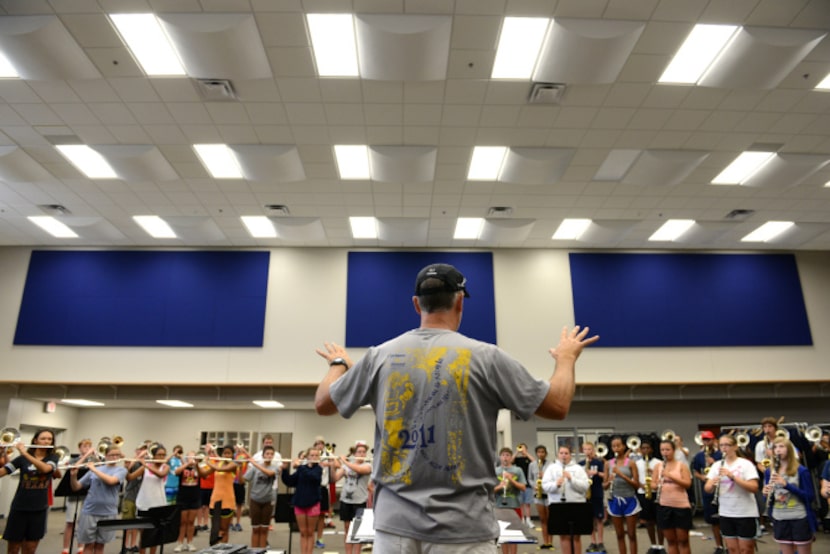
[775,428,790,440]
[626,435,641,452]
[97,439,112,457]
[735,432,750,448]
[660,429,676,442]
[54,445,71,465]
[596,442,609,458]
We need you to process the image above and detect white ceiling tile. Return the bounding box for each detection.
[268,47,316,77]
[108,78,161,103]
[746,0,808,26]
[59,13,123,47]
[276,78,322,102]
[605,83,651,107]
[441,105,480,126]
[404,104,442,125]
[555,107,598,127]
[446,49,494,79]
[88,103,138,125]
[67,80,120,102]
[255,12,308,47]
[167,103,213,125]
[663,109,707,131]
[364,104,403,126]
[0,81,38,103]
[70,125,117,144]
[0,105,29,126]
[150,79,201,102]
[320,80,363,103]
[404,82,446,104]
[651,0,708,22]
[11,103,63,126]
[28,81,82,103]
[450,15,502,49]
[404,0,455,14]
[592,107,635,129]
[325,104,367,125]
[554,0,609,18]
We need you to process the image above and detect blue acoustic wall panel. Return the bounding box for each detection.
[346,251,496,347]
[14,250,270,347]
[569,253,812,347]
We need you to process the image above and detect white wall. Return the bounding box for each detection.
[1,246,828,386]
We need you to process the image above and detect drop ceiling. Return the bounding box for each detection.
[0,0,826,250]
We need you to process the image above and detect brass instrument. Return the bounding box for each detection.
[54,445,71,465]
[626,435,641,452]
[535,459,544,499]
[805,425,823,443]
[97,439,112,457]
[775,428,790,440]
[761,458,772,469]
[0,427,20,448]
[112,436,125,448]
[596,442,609,458]
[693,432,704,446]
[660,429,676,442]
[735,432,750,449]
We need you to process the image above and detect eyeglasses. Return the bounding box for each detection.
[718,443,732,447]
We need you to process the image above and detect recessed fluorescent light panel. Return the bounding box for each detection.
[741,221,793,242]
[335,145,370,179]
[349,216,378,239]
[467,146,508,180]
[156,399,194,408]
[28,216,78,238]
[307,14,359,77]
[491,17,549,79]
[816,73,830,90]
[649,219,695,241]
[193,144,244,179]
[252,400,285,408]
[0,51,19,78]
[454,217,485,240]
[61,399,105,407]
[133,215,176,239]
[659,24,739,84]
[241,216,276,238]
[711,151,775,185]
[552,218,591,240]
[56,145,118,179]
[109,13,186,76]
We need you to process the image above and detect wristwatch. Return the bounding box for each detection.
[329,357,348,368]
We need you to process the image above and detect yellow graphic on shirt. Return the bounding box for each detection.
[379,347,471,486]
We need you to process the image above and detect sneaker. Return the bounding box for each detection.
[596,543,607,552]
[314,540,325,549]
[174,544,184,552]
[713,548,725,554]
[236,523,243,531]
[586,544,597,552]
[187,544,197,552]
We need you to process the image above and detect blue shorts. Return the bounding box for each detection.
[608,496,641,518]
[519,487,534,504]
[772,518,813,545]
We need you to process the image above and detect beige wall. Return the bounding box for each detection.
[1,246,827,386]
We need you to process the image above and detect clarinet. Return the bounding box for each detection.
[711,461,721,506]
[765,454,781,515]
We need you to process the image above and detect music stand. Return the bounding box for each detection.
[548,502,593,553]
[274,493,297,554]
[138,505,181,554]
[97,518,155,554]
[55,466,89,554]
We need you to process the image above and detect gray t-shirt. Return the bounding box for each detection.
[340,462,370,505]
[79,465,128,516]
[330,327,550,543]
[244,464,277,504]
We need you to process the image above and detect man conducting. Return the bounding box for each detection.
[315,263,599,552]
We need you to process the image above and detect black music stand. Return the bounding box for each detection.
[548,502,593,553]
[97,518,155,554]
[138,505,181,553]
[55,466,89,554]
[275,493,298,554]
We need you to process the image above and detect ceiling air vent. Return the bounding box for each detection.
[725,209,755,220]
[487,206,514,217]
[528,82,566,104]
[38,204,71,215]
[265,204,290,216]
[194,78,238,101]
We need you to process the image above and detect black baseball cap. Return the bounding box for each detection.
[414,263,470,297]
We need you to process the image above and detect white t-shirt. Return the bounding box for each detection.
[710,457,759,518]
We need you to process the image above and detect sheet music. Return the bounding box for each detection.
[350,508,375,541]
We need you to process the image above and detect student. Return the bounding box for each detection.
[203,444,238,545]
[495,447,527,554]
[332,441,372,554]
[173,451,202,552]
[656,440,693,554]
[604,435,641,554]
[136,444,170,554]
[122,445,147,553]
[512,443,535,526]
[705,434,760,554]
[581,441,607,553]
[541,445,590,554]
[0,428,59,554]
[528,445,554,549]
[242,444,277,548]
[283,447,323,554]
[166,445,183,505]
[70,446,128,554]
[62,438,95,554]
[764,437,816,554]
